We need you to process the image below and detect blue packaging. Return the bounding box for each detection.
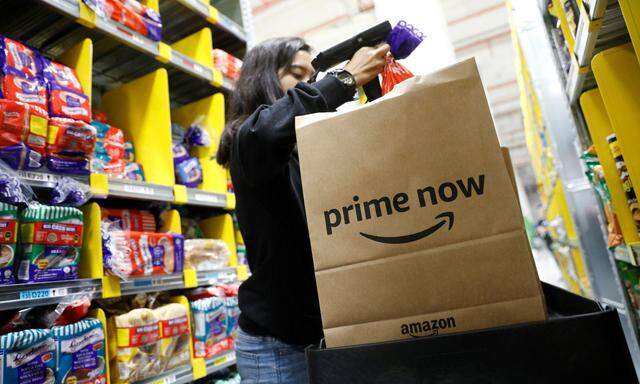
[174,157,203,188]
[52,318,106,384]
[0,329,56,384]
[191,297,226,358]
[225,296,240,338]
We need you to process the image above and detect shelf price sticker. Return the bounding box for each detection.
[152,374,176,384]
[193,192,224,205]
[122,183,156,196]
[20,287,68,300]
[213,352,235,366]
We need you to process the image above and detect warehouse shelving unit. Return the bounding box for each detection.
[0,1,250,383]
[510,0,640,375]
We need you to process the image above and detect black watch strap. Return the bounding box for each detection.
[327,69,356,91]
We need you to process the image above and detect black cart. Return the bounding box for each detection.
[306,283,639,383]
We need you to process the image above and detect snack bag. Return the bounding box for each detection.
[112,308,162,383]
[18,205,83,282]
[0,329,56,384]
[92,158,126,178]
[52,318,106,384]
[225,296,240,338]
[123,141,135,162]
[154,303,190,370]
[191,297,226,358]
[48,84,91,122]
[102,230,184,278]
[101,207,157,232]
[1,37,40,78]
[0,202,18,284]
[1,69,47,110]
[40,59,83,93]
[92,121,125,160]
[174,157,203,188]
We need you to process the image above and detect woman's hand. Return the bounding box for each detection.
[344,44,390,86]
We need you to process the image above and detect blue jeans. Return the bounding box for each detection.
[235,327,309,384]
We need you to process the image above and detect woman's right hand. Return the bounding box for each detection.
[344,44,390,86]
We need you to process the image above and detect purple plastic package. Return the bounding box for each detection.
[46,155,91,175]
[0,36,42,78]
[386,21,424,60]
[0,159,35,205]
[185,123,211,147]
[50,177,91,207]
[0,143,43,170]
[172,143,190,164]
[39,57,83,92]
[142,8,163,41]
[175,157,202,188]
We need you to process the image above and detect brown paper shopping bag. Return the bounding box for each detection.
[295,58,546,348]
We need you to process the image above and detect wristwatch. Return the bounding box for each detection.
[327,69,356,91]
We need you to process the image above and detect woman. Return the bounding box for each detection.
[217,37,389,383]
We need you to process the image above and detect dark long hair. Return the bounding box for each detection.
[216,37,311,166]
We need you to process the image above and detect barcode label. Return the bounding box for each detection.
[194,193,223,204]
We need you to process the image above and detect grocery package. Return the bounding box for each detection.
[172,122,205,188]
[1,36,41,78]
[191,297,226,358]
[212,49,242,80]
[184,239,230,271]
[112,308,162,383]
[154,303,190,370]
[40,58,83,93]
[225,296,240,339]
[0,159,37,204]
[1,67,48,109]
[380,21,422,95]
[101,207,156,232]
[47,84,91,123]
[0,328,56,384]
[607,133,640,234]
[18,205,83,282]
[617,261,640,317]
[0,202,17,284]
[296,59,545,347]
[103,230,184,278]
[0,98,48,170]
[46,118,96,174]
[81,0,162,41]
[52,318,106,384]
[50,177,92,207]
[91,120,125,177]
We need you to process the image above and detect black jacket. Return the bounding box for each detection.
[231,75,354,346]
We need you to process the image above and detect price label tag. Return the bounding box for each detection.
[133,279,153,288]
[194,193,224,204]
[17,170,58,183]
[123,184,156,196]
[152,374,176,384]
[213,352,235,366]
[20,287,68,300]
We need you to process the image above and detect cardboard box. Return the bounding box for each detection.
[295,58,546,347]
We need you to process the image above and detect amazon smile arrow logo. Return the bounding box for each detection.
[359,212,454,244]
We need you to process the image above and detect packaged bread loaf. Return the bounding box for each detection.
[154,303,190,370]
[112,308,162,383]
[184,239,230,271]
[52,318,106,384]
[0,328,56,384]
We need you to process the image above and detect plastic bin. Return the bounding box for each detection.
[306,283,638,383]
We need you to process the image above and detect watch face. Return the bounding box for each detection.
[339,71,355,87]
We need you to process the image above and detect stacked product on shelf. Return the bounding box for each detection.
[100,294,191,383]
[212,49,243,80]
[0,202,18,284]
[91,115,145,181]
[188,284,240,359]
[81,0,163,41]
[101,207,184,278]
[171,119,210,188]
[0,36,95,174]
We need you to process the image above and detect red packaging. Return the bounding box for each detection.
[93,111,108,123]
[47,117,97,157]
[120,3,148,36]
[0,99,48,154]
[100,208,157,232]
[48,85,91,122]
[159,315,189,338]
[381,56,414,95]
[2,37,40,78]
[1,70,47,110]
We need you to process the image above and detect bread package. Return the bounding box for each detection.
[112,308,162,383]
[154,303,190,370]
